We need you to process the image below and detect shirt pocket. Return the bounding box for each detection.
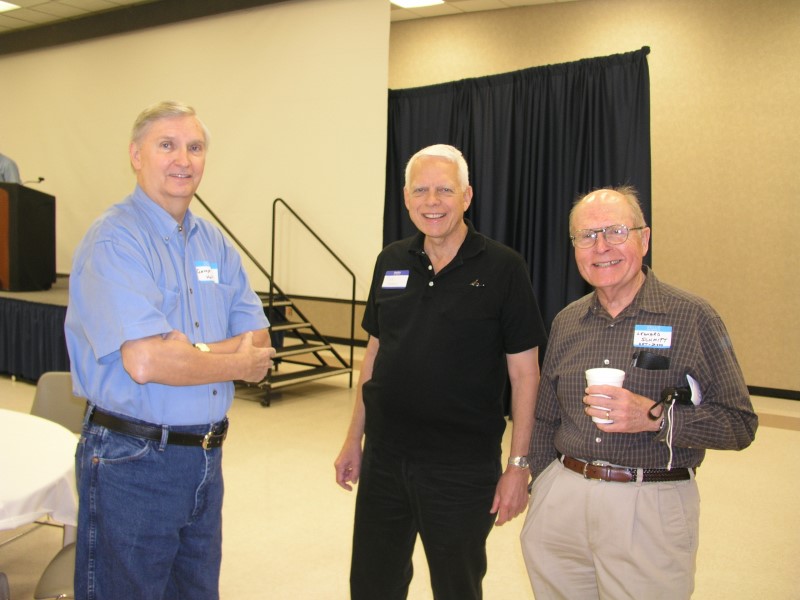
[625,363,688,400]
[196,282,236,338]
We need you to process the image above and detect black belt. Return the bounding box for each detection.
[89,409,227,450]
[563,456,693,483]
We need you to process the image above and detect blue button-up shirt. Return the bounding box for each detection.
[65,186,269,425]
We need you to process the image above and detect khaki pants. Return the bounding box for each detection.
[520,459,699,600]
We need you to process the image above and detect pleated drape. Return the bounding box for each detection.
[385,47,652,330]
[0,298,69,380]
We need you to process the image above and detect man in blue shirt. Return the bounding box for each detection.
[0,151,21,183]
[65,101,274,600]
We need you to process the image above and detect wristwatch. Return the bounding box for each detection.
[507,455,530,469]
[194,342,211,353]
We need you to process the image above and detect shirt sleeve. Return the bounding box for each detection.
[662,311,757,451]
[528,314,563,479]
[500,255,548,354]
[361,253,384,340]
[72,233,172,362]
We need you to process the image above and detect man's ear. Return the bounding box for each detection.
[129,142,141,170]
[463,185,474,211]
[640,226,651,256]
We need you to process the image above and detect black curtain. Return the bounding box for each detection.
[384,47,652,330]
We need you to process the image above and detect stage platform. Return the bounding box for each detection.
[0,275,70,381]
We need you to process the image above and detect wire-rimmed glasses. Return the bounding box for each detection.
[570,224,645,249]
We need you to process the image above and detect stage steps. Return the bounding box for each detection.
[255,291,352,406]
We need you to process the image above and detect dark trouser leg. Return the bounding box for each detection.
[412,459,501,600]
[350,444,417,600]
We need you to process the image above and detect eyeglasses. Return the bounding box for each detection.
[570,224,645,249]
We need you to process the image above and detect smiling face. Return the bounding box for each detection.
[129,114,206,221]
[571,189,650,308]
[403,155,473,250]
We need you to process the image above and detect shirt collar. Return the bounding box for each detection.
[130,185,197,240]
[585,265,666,320]
[407,218,486,260]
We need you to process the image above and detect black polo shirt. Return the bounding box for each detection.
[362,221,547,462]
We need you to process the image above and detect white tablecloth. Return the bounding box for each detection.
[0,408,79,531]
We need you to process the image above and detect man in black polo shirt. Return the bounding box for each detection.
[335,144,547,600]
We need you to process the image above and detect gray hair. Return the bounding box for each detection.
[130,100,210,148]
[569,184,647,231]
[404,144,469,190]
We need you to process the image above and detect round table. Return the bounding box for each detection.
[0,408,78,541]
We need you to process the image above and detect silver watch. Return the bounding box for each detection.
[507,455,530,469]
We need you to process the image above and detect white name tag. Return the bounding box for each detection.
[195,261,219,283]
[382,270,409,289]
[633,324,672,349]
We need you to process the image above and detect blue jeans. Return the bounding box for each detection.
[74,410,225,600]
[350,442,500,600]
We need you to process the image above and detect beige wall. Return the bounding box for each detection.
[1,0,796,390]
[389,0,800,392]
[0,0,389,303]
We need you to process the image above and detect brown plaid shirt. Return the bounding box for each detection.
[529,266,757,478]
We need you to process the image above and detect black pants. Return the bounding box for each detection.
[350,443,500,600]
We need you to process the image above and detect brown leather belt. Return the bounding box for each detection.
[90,408,227,450]
[563,456,693,483]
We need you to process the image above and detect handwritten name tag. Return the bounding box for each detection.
[633,324,672,349]
[195,261,219,283]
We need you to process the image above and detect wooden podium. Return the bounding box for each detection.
[0,183,56,291]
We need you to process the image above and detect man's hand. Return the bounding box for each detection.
[235,331,275,383]
[334,439,363,491]
[163,329,191,344]
[584,385,662,433]
[490,466,530,526]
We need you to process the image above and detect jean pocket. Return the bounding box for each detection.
[92,428,155,464]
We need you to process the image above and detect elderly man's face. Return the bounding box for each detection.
[129,115,206,220]
[571,190,650,300]
[403,155,472,246]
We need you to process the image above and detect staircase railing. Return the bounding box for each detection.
[194,193,274,287]
[271,198,355,386]
[193,193,355,389]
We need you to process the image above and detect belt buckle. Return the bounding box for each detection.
[583,460,609,480]
[202,424,227,450]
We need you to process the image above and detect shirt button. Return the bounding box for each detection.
[603,359,610,365]
[195,322,200,328]
[427,265,432,271]
[595,437,602,443]
[212,389,218,396]
[428,281,434,287]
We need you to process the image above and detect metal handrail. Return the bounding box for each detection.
[193,193,282,293]
[194,193,353,386]
[271,198,355,385]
